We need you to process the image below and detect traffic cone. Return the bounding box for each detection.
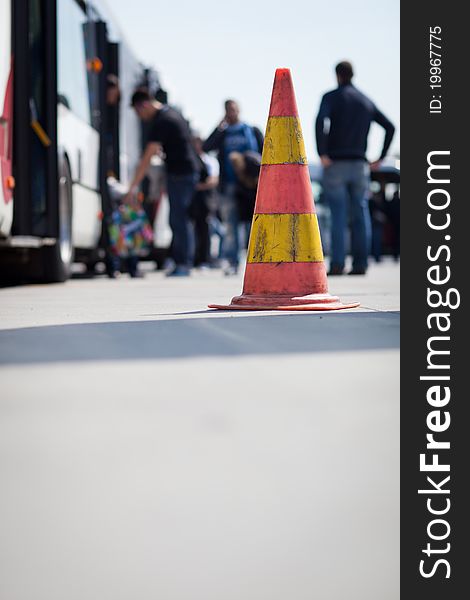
[209,68,359,311]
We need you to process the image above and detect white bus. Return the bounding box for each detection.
[0,0,165,281]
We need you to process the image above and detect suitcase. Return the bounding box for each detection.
[108,201,153,258]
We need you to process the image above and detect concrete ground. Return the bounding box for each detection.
[0,260,399,600]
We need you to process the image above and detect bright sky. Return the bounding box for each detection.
[103,0,399,161]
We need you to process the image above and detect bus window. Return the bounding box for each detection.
[57,0,92,126]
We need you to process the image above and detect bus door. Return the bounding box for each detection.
[12,0,58,238]
[82,19,118,219]
[106,41,121,181]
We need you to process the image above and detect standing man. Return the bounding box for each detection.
[316,61,395,275]
[203,100,263,275]
[127,90,198,277]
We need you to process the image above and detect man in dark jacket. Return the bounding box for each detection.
[203,100,263,275]
[127,90,198,276]
[316,61,395,275]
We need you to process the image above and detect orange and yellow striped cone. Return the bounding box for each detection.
[209,68,359,311]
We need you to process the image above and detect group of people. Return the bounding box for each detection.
[112,59,395,278]
[120,93,262,277]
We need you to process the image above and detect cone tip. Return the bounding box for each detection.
[269,67,298,117]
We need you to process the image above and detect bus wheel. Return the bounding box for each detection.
[42,158,74,282]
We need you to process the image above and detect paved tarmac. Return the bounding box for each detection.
[0,260,399,600]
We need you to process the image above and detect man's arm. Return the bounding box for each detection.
[373,107,395,160]
[315,95,332,167]
[125,142,160,199]
[202,126,225,153]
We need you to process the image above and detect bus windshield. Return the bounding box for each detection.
[57,0,92,125]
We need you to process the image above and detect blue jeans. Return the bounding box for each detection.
[219,183,251,267]
[166,173,196,267]
[323,160,371,271]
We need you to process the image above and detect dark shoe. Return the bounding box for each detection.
[166,266,190,277]
[328,265,344,276]
[129,270,144,278]
[348,268,367,275]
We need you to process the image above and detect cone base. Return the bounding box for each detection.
[209,293,359,312]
